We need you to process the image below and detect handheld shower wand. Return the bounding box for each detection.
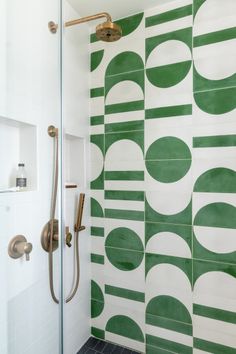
[41,126,86,304]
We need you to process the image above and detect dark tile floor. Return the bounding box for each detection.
[77,337,141,354]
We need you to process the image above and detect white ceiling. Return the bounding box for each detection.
[67,0,174,24]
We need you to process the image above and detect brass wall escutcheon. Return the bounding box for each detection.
[41,219,59,253]
[8,235,33,261]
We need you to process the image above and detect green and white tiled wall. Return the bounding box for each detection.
[90,0,236,353]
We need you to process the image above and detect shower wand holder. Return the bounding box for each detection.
[74,225,85,233]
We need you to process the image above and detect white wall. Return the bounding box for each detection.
[0,0,6,115]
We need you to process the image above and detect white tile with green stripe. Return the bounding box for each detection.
[91,236,104,255]
[146,324,193,351]
[90,124,104,135]
[90,96,104,117]
[145,0,192,38]
[193,315,236,350]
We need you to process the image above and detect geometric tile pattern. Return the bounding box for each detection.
[90,1,236,353]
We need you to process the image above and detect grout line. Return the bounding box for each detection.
[193,85,236,95]
[105,69,145,79]
[105,129,144,135]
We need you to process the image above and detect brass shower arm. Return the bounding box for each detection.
[65,12,112,28]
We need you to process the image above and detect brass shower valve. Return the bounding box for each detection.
[65,226,73,248]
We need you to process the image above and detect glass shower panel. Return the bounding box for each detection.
[0,0,63,353]
[62,2,90,353]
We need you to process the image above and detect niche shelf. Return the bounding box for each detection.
[0,116,37,193]
[64,133,85,189]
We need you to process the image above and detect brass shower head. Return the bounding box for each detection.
[63,12,122,42]
[96,21,122,42]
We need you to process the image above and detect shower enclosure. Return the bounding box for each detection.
[0,0,90,352]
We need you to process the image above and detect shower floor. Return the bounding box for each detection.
[77,337,141,354]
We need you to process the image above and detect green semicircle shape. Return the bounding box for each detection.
[91,280,104,318]
[91,50,104,72]
[91,198,103,217]
[194,87,236,115]
[146,159,191,183]
[194,168,236,193]
[106,315,144,342]
[146,295,192,324]
[146,60,192,88]
[91,280,104,302]
[106,51,144,77]
[115,13,144,37]
[194,202,236,229]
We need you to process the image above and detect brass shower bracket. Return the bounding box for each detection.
[48,21,58,34]
[48,125,58,137]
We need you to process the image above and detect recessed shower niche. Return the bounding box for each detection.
[64,133,85,188]
[0,116,37,192]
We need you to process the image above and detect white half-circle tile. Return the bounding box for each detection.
[90,143,104,181]
[106,81,144,105]
[194,271,236,312]
[194,39,236,80]
[146,264,192,313]
[194,226,236,254]
[146,190,191,215]
[106,140,143,162]
[147,40,192,68]
[146,232,191,258]
[194,0,236,37]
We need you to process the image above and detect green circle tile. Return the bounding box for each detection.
[105,227,144,271]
